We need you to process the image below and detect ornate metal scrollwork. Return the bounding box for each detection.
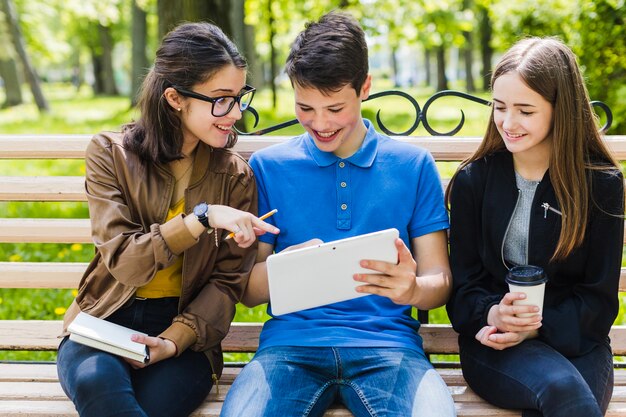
[591,101,613,133]
[238,90,612,136]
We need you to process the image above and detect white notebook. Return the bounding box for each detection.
[267,228,399,315]
[68,311,149,363]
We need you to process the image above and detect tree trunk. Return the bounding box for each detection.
[157,0,233,45]
[158,0,182,40]
[424,48,431,87]
[1,0,48,112]
[391,46,400,87]
[98,24,118,96]
[478,4,493,91]
[228,0,249,132]
[462,0,475,92]
[0,14,22,106]
[131,0,148,106]
[91,50,104,94]
[436,45,448,91]
[244,21,262,89]
[203,0,232,36]
[0,58,22,107]
[268,0,277,109]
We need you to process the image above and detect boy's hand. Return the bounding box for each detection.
[353,238,420,305]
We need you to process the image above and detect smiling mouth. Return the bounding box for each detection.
[216,124,232,132]
[505,131,525,139]
[315,129,340,142]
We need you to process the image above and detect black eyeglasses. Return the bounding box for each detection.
[173,84,256,117]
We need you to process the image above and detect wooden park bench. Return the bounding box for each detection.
[1,131,626,416]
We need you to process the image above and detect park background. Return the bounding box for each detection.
[0,0,625,361]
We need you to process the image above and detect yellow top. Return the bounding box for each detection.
[135,198,184,298]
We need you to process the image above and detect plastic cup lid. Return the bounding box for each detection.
[505,265,548,286]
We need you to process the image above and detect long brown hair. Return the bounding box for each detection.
[445,37,620,261]
[123,22,247,164]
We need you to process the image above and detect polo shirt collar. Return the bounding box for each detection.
[304,119,379,168]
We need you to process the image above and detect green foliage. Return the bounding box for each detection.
[575,0,626,134]
[490,0,575,49]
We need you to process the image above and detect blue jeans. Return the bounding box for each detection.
[459,335,613,417]
[220,346,456,417]
[57,297,213,417]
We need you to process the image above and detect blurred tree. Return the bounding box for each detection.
[411,0,471,91]
[475,0,493,91]
[490,0,574,47]
[461,0,475,92]
[59,0,126,96]
[94,23,119,95]
[576,0,626,134]
[0,0,48,111]
[158,0,233,39]
[131,0,148,106]
[0,13,22,107]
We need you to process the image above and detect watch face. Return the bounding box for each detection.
[194,202,208,217]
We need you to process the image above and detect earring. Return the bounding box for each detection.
[177,108,181,112]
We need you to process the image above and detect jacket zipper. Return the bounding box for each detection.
[541,202,562,218]
[207,355,219,395]
[501,189,521,270]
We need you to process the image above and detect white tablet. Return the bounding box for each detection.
[266,228,399,316]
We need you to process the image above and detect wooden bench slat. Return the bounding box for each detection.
[0,176,86,202]
[3,321,626,356]
[0,214,623,249]
[5,261,626,291]
[0,262,87,288]
[3,135,626,160]
[0,219,91,243]
[3,364,626,417]
[0,136,91,159]
[3,217,626,246]
[7,363,626,388]
[0,321,265,352]
[0,176,450,202]
[0,401,532,417]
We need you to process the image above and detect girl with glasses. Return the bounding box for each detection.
[56,22,278,417]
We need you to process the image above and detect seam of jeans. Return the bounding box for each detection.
[302,380,335,417]
[341,380,377,417]
[332,347,342,379]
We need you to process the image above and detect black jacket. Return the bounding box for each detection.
[446,151,624,357]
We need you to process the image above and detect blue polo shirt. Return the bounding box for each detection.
[249,119,449,353]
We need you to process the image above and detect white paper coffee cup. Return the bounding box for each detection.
[505,265,548,318]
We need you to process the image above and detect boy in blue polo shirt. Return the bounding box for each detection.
[221,11,455,417]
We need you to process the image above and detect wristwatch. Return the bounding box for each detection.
[193,202,211,228]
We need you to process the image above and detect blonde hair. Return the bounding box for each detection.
[446,37,620,260]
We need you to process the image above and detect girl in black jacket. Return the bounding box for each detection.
[446,37,624,417]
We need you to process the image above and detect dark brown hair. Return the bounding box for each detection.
[285,11,368,95]
[446,37,621,260]
[123,22,247,164]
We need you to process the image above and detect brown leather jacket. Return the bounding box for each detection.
[62,132,258,377]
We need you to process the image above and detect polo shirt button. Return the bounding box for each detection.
[339,162,345,168]
[341,204,348,210]
[340,182,347,188]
